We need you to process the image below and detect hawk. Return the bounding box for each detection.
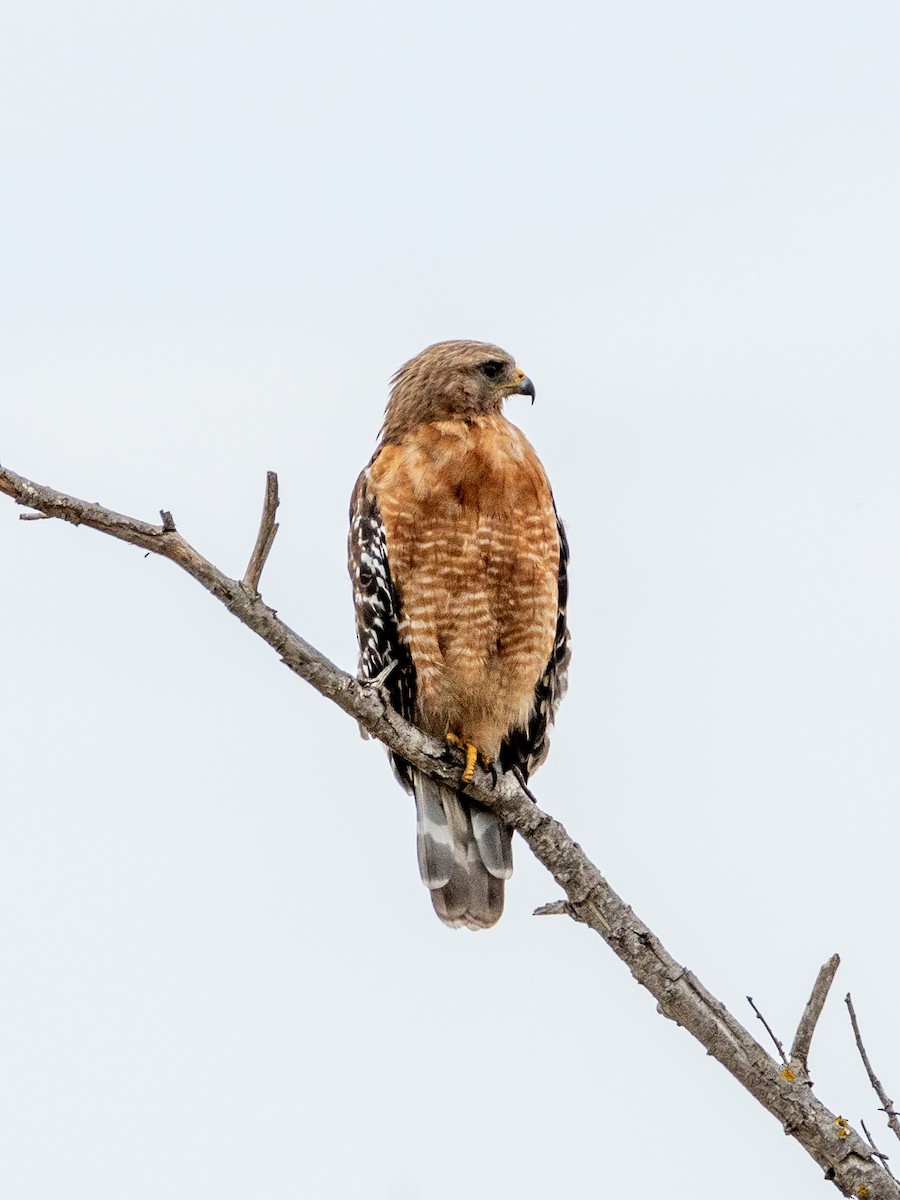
[349,341,570,929]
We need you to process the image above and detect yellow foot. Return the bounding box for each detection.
[445,734,491,784]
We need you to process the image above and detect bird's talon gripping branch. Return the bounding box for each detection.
[462,742,478,783]
[446,732,479,782]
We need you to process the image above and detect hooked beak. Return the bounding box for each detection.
[513,371,536,404]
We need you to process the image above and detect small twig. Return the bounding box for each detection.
[242,471,279,594]
[747,996,790,1066]
[369,660,397,688]
[846,993,900,1144]
[862,1119,897,1180]
[791,953,841,1074]
[159,509,176,533]
[534,900,572,917]
[19,510,51,521]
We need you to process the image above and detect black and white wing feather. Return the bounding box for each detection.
[348,465,416,791]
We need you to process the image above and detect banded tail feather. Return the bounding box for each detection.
[413,770,510,930]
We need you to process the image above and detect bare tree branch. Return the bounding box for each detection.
[533,900,574,916]
[747,996,790,1066]
[862,1120,897,1182]
[847,993,900,1146]
[792,954,842,1077]
[1,458,897,1199]
[243,470,279,594]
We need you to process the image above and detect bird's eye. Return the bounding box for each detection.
[480,360,504,379]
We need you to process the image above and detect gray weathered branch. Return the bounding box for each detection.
[747,995,790,1065]
[847,993,900,1147]
[862,1120,897,1183]
[790,953,842,1079]
[0,459,896,1199]
[243,470,280,594]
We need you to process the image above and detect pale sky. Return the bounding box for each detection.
[2,3,899,1197]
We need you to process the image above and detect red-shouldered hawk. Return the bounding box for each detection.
[349,341,570,930]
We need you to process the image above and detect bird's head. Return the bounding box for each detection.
[381,340,535,442]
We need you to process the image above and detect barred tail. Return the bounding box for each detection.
[412,771,512,930]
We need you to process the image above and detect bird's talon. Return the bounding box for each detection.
[446,734,479,783]
[461,742,478,783]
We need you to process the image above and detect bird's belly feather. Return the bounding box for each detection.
[370,416,559,757]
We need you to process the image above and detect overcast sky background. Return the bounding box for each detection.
[2,2,899,1197]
